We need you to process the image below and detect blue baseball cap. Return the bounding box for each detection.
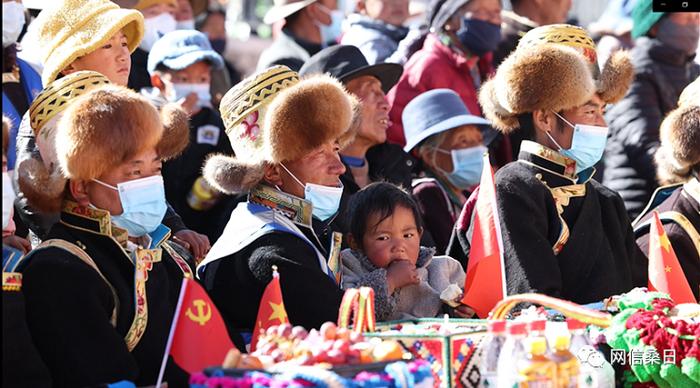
[402,89,495,152]
[147,30,224,74]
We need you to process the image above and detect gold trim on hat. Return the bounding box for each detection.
[220,66,299,134]
[29,71,110,136]
[516,24,599,78]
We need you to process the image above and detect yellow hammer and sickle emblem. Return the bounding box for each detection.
[185,299,212,326]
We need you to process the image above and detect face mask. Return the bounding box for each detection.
[3,2,25,48]
[456,18,501,56]
[280,163,344,221]
[656,17,700,56]
[176,19,196,30]
[209,38,226,55]
[93,175,167,237]
[547,112,609,173]
[140,13,177,52]
[169,83,212,108]
[315,4,345,45]
[433,145,486,188]
[2,172,16,230]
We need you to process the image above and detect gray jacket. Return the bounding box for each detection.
[341,246,465,321]
[340,14,410,65]
[256,29,324,72]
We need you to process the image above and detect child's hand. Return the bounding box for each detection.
[3,234,31,254]
[452,304,476,318]
[386,259,419,293]
[178,93,200,116]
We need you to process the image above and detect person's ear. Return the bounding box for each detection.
[69,180,91,207]
[151,73,167,93]
[347,233,360,250]
[532,109,555,134]
[61,63,77,76]
[417,226,423,238]
[262,163,284,187]
[443,14,461,32]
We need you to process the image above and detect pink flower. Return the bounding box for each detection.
[240,111,260,141]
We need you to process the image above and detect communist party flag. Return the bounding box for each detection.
[156,277,234,385]
[461,152,507,318]
[647,212,696,304]
[250,265,289,351]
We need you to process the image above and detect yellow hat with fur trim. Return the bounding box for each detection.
[204,65,358,194]
[34,0,144,85]
[133,0,177,10]
[479,44,596,133]
[517,24,634,104]
[19,71,110,213]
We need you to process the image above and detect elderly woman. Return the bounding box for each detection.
[402,88,494,254]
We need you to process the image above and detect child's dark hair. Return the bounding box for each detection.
[348,182,423,248]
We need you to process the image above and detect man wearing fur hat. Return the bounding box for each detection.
[197,66,357,344]
[14,85,193,387]
[635,78,700,300]
[455,31,647,304]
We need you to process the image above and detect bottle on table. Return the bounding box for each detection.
[187,176,220,211]
[496,322,527,388]
[549,334,579,388]
[517,337,556,388]
[566,319,615,388]
[479,320,506,388]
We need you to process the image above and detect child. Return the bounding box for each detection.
[146,30,235,243]
[2,116,31,254]
[342,182,474,321]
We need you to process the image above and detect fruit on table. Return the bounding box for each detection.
[252,322,404,368]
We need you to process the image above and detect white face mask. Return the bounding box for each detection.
[169,83,212,108]
[3,2,26,48]
[140,13,177,52]
[176,19,196,30]
[279,163,344,221]
[3,172,16,230]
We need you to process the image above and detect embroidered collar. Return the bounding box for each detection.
[518,141,594,184]
[249,184,314,228]
[59,200,170,249]
[429,33,479,69]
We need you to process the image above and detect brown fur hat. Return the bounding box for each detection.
[55,85,163,181]
[655,104,700,185]
[479,44,596,133]
[2,116,9,157]
[516,24,633,104]
[157,102,190,161]
[204,66,358,194]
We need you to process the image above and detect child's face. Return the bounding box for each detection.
[361,205,421,268]
[163,61,212,85]
[363,0,409,27]
[66,30,131,86]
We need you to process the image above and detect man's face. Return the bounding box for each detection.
[201,12,226,40]
[539,0,572,25]
[85,148,162,216]
[175,0,194,21]
[551,94,606,150]
[363,0,409,27]
[157,61,212,98]
[141,2,177,18]
[310,0,339,25]
[66,30,131,86]
[279,140,346,198]
[345,75,390,146]
[462,0,501,24]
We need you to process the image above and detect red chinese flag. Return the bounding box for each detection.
[161,277,234,376]
[250,267,289,351]
[461,153,507,318]
[648,212,696,304]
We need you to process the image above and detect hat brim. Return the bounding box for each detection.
[42,8,144,84]
[160,49,225,72]
[338,62,403,93]
[404,114,494,152]
[263,0,318,24]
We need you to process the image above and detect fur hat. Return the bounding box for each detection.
[55,85,163,181]
[157,102,190,161]
[204,66,358,194]
[655,104,700,185]
[19,71,111,213]
[517,24,634,105]
[678,77,700,108]
[34,0,144,84]
[478,44,596,133]
[2,116,10,157]
[134,0,177,10]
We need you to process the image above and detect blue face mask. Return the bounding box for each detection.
[315,4,345,46]
[93,175,168,237]
[280,164,344,221]
[433,145,487,188]
[547,112,609,174]
[456,18,501,56]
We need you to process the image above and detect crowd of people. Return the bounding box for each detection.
[2,0,699,386]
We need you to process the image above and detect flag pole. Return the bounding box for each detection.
[485,152,507,299]
[156,277,189,388]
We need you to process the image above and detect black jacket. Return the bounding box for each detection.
[603,37,700,218]
[16,202,193,387]
[451,141,647,304]
[256,29,325,72]
[635,179,700,300]
[3,247,52,388]
[127,48,152,92]
[199,187,345,351]
[162,108,235,243]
